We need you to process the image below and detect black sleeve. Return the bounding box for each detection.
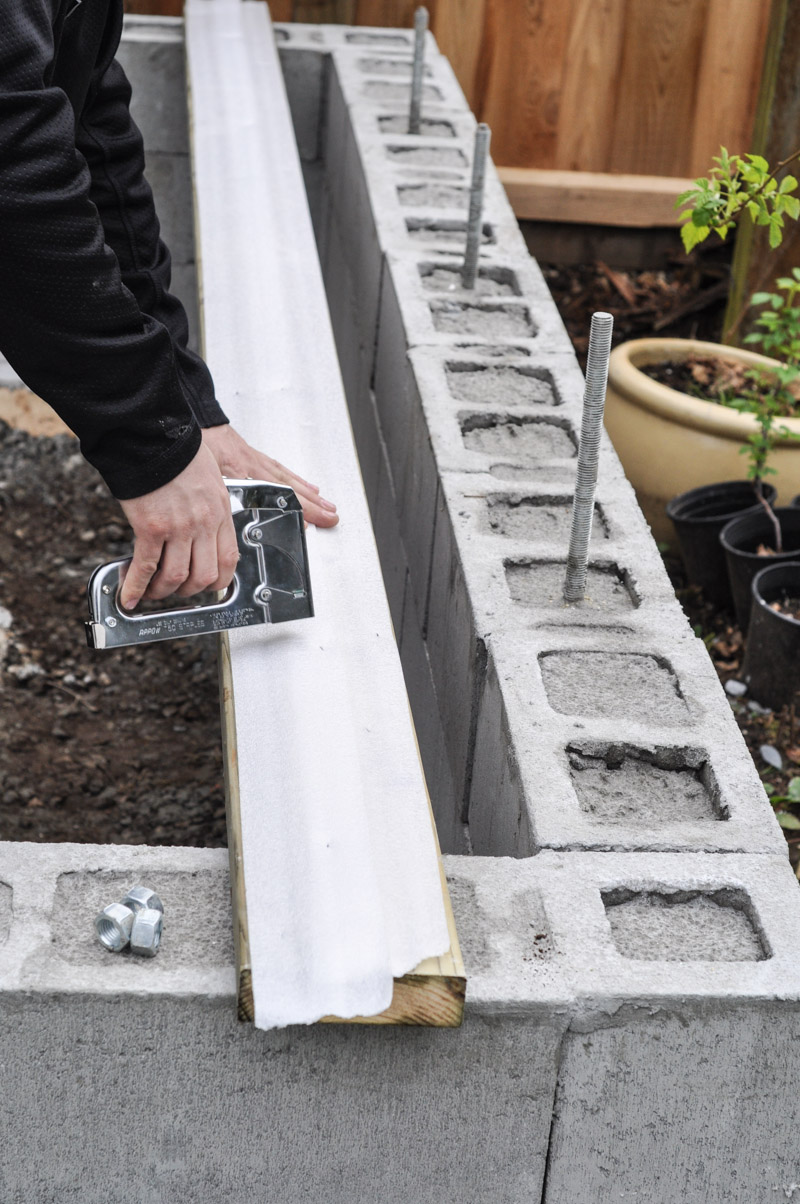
[75,56,229,432]
[0,0,202,499]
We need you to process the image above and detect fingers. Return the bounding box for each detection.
[145,535,192,602]
[212,515,240,591]
[119,533,165,610]
[296,486,339,529]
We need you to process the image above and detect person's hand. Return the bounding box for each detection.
[117,442,238,609]
[202,424,339,529]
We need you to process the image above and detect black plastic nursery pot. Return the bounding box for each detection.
[720,508,800,633]
[742,562,800,711]
[665,480,777,608]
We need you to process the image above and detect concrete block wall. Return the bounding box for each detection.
[3,17,800,1202]
[275,19,800,1200]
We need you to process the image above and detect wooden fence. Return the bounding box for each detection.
[126,0,773,223]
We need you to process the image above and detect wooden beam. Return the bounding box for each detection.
[221,637,465,1027]
[497,167,693,228]
[187,0,464,1030]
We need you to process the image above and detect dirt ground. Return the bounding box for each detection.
[0,420,226,847]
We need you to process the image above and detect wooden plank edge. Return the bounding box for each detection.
[497,167,695,228]
[217,633,255,1024]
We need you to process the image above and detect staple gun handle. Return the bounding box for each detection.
[85,480,314,649]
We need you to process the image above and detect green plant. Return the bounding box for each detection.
[763,777,800,830]
[676,157,800,548]
[724,273,800,548]
[677,148,800,254]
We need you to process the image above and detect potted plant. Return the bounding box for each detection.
[605,149,800,544]
[741,561,800,710]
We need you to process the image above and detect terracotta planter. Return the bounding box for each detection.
[605,338,800,544]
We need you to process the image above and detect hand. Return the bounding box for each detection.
[117,442,238,610]
[201,424,339,529]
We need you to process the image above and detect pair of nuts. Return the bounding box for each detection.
[94,885,164,957]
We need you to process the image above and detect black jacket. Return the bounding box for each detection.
[0,0,228,499]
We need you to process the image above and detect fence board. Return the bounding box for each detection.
[126,0,772,181]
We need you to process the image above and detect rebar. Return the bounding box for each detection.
[408,7,429,135]
[564,311,614,602]
[461,123,491,289]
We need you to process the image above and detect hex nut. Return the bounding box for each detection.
[130,907,163,958]
[122,885,164,916]
[95,903,135,953]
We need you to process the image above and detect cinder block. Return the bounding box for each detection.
[0,841,573,1204]
[333,47,466,113]
[119,18,189,155]
[141,151,195,266]
[398,576,465,856]
[372,431,408,635]
[170,262,200,353]
[278,46,328,162]
[466,630,785,857]
[385,254,569,352]
[535,850,800,1204]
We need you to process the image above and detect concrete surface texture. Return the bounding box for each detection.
[2,10,800,1203]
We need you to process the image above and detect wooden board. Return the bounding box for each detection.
[498,167,694,228]
[188,0,464,1029]
[219,635,466,1027]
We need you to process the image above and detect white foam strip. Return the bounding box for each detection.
[185,0,450,1029]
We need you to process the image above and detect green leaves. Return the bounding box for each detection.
[677,147,800,253]
[765,777,800,828]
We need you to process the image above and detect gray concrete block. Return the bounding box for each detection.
[467,631,786,857]
[0,841,574,1204]
[424,482,486,814]
[386,253,569,352]
[535,850,800,1204]
[141,151,195,266]
[170,262,200,353]
[119,18,188,156]
[373,430,408,635]
[278,46,327,162]
[398,576,465,856]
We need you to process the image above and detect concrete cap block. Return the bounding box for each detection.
[332,45,466,112]
[0,842,234,999]
[475,629,785,848]
[468,628,785,857]
[385,253,568,353]
[534,851,800,1003]
[442,855,573,1012]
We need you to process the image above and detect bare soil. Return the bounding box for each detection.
[0,420,226,847]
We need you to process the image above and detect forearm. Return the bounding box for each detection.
[0,2,203,498]
[76,58,228,429]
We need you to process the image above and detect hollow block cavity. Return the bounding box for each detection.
[568,746,723,824]
[447,363,559,407]
[602,888,767,962]
[540,652,690,722]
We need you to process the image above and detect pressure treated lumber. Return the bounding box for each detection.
[187,0,463,1029]
[498,168,694,228]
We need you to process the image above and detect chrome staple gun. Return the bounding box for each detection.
[85,480,314,649]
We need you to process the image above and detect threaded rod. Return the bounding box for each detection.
[564,311,614,602]
[408,7,429,135]
[462,123,491,289]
